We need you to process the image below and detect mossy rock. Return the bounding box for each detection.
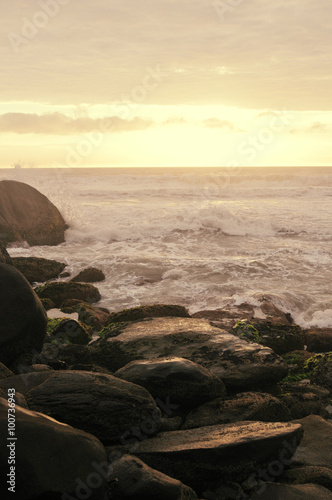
[305,352,332,389]
[47,318,92,345]
[35,282,101,308]
[252,322,305,355]
[106,304,190,325]
[12,257,66,284]
[233,320,262,344]
[97,322,129,339]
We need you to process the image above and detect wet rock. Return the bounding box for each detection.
[40,298,56,310]
[107,454,198,499]
[12,257,66,284]
[0,372,54,396]
[105,304,190,324]
[48,318,92,345]
[0,242,12,265]
[0,362,14,379]
[250,482,332,499]
[281,466,332,491]
[291,415,332,469]
[0,397,107,499]
[183,392,291,430]
[69,363,113,374]
[306,352,332,390]
[35,281,101,307]
[26,370,161,443]
[115,357,226,409]
[90,318,288,391]
[304,329,332,353]
[0,180,67,246]
[277,382,330,419]
[0,263,47,366]
[76,303,110,331]
[70,267,105,283]
[107,421,303,493]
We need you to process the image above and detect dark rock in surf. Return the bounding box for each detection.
[34,281,101,307]
[115,357,226,409]
[12,256,66,284]
[0,180,67,246]
[0,263,47,367]
[105,304,190,324]
[182,392,291,430]
[0,397,107,499]
[26,370,161,443]
[70,267,105,283]
[304,328,332,353]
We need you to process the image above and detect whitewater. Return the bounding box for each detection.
[1,166,332,329]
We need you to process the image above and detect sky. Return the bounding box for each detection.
[0,0,331,167]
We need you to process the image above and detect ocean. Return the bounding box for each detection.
[1,166,332,329]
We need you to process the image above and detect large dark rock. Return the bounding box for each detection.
[0,180,67,246]
[90,318,288,391]
[70,267,105,283]
[105,304,190,324]
[304,329,332,353]
[48,318,92,345]
[107,454,198,499]
[62,302,110,332]
[26,370,161,443]
[34,281,101,307]
[0,242,12,265]
[0,362,14,379]
[250,483,332,499]
[0,397,107,499]
[12,257,66,284]
[277,382,330,419]
[115,357,226,409]
[183,392,291,430]
[291,415,332,469]
[107,421,303,493]
[307,352,332,390]
[0,263,47,366]
[0,372,54,395]
[282,466,332,491]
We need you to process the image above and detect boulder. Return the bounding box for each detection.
[0,263,47,366]
[291,415,332,469]
[250,483,332,499]
[107,455,198,499]
[183,392,291,430]
[0,180,67,246]
[70,302,110,331]
[105,304,190,324]
[0,372,54,396]
[34,281,101,307]
[115,357,226,409]
[304,329,332,353]
[277,382,330,419]
[90,318,288,391]
[281,466,332,491]
[0,242,12,265]
[70,267,105,283]
[48,318,92,345]
[12,257,66,284]
[0,362,14,379]
[0,397,107,499]
[307,352,332,389]
[26,370,161,443]
[107,421,303,493]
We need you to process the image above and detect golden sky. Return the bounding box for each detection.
[1,0,331,167]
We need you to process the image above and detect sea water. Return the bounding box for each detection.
[1,166,332,328]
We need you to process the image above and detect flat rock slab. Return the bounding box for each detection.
[291,415,332,469]
[250,482,332,499]
[91,318,287,391]
[107,421,303,492]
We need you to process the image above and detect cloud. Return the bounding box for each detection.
[0,112,153,135]
[203,118,236,130]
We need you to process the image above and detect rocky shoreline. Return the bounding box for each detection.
[1,250,332,499]
[0,181,332,499]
